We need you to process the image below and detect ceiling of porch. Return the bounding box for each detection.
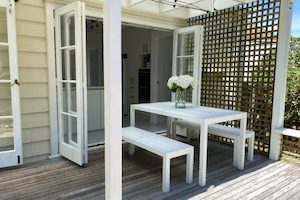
[120,0,259,19]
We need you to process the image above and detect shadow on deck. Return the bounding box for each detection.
[0,141,299,200]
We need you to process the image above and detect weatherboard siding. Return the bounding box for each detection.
[16,0,50,161]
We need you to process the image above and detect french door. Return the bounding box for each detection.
[55,1,87,166]
[172,26,204,105]
[0,0,23,168]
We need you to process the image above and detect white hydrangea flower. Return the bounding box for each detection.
[177,75,194,89]
[167,75,194,91]
[167,76,179,89]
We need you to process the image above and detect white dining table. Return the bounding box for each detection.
[130,101,247,186]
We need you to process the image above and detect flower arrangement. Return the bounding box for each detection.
[167,75,194,108]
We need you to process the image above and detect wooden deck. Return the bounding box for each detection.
[0,141,300,200]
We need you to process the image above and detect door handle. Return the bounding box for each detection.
[11,79,20,87]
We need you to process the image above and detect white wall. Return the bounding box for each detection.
[86,21,103,86]
[86,22,104,136]
[15,0,50,162]
[122,26,173,124]
[85,25,173,142]
[151,31,173,103]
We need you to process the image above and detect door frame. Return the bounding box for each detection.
[46,1,186,159]
[150,31,173,104]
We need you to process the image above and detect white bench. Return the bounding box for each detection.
[122,127,194,192]
[172,120,254,166]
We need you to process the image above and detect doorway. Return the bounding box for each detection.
[52,2,203,166]
[84,19,173,147]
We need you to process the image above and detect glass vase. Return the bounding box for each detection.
[175,90,186,108]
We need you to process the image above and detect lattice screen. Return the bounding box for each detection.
[282,136,300,160]
[188,0,281,154]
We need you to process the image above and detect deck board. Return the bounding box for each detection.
[0,141,299,200]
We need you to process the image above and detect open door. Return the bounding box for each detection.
[55,1,87,166]
[172,26,203,137]
[172,25,204,105]
[0,0,23,168]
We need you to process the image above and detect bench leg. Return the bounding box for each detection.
[247,137,254,161]
[186,149,194,184]
[162,157,171,192]
[128,144,135,155]
[187,129,192,142]
[233,140,238,167]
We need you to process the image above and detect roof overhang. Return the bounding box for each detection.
[121,0,259,19]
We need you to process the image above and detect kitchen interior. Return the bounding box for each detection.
[86,19,173,147]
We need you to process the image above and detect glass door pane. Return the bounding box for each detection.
[177,32,195,56]
[0,7,13,152]
[0,7,8,43]
[0,81,14,152]
[0,41,15,151]
[176,57,194,103]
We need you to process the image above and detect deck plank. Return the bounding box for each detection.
[0,141,299,200]
[274,183,300,200]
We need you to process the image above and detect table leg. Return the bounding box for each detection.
[130,107,135,127]
[186,148,194,184]
[236,115,247,170]
[129,106,136,155]
[166,117,171,138]
[198,122,208,186]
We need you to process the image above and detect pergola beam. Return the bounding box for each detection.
[128,0,147,7]
[159,0,212,14]
[186,8,207,18]
[124,0,260,19]
[233,0,258,3]
[103,0,122,199]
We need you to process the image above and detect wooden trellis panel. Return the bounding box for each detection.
[188,0,281,154]
[282,136,300,161]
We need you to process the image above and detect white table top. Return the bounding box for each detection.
[131,102,247,125]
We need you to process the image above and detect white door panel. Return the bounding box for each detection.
[0,0,23,168]
[55,1,87,166]
[172,25,204,105]
[172,25,204,137]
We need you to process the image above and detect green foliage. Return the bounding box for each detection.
[288,37,300,70]
[170,83,193,93]
[284,37,300,130]
[170,83,182,93]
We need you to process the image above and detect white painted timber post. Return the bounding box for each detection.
[103,0,122,199]
[269,0,294,160]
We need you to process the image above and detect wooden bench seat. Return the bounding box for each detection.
[172,120,254,166]
[122,127,194,192]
